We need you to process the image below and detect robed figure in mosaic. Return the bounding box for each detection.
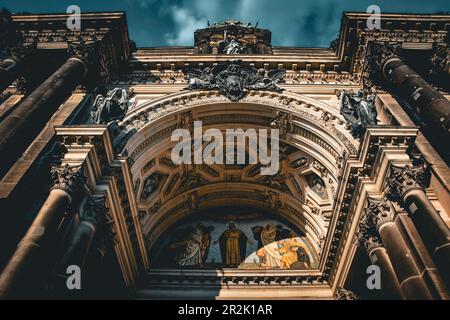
[216,222,250,267]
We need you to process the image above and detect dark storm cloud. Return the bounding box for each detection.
[1,0,449,47]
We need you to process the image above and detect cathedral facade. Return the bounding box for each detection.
[0,10,449,300]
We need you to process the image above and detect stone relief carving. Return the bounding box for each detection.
[270,111,292,139]
[338,90,378,138]
[289,156,308,169]
[91,88,132,124]
[185,60,285,101]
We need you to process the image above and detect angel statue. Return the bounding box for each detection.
[339,90,377,138]
[91,88,131,124]
[185,67,215,90]
[245,68,286,91]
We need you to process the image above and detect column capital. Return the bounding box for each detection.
[356,214,383,253]
[367,42,403,75]
[364,197,396,230]
[335,287,360,300]
[80,195,108,227]
[4,40,37,63]
[385,164,426,203]
[67,39,98,67]
[50,164,86,198]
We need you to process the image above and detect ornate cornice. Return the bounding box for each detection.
[384,164,426,203]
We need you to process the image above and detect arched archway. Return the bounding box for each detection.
[115,90,358,273]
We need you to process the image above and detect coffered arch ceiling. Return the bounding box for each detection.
[117,90,359,260]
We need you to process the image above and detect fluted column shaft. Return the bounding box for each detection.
[0,165,84,299]
[0,54,88,177]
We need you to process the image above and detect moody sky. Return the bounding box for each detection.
[1,0,449,48]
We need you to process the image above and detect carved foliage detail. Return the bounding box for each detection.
[50,164,86,196]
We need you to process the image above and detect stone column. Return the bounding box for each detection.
[0,41,96,177]
[0,164,85,299]
[58,196,108,271]
[0,41,37,93]
[370,43,450,140]
[385,164,450,288]
[364,198,433,299]
[356,216,404,299]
